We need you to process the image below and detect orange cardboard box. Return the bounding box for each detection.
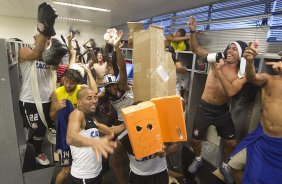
[121,101,163,159]
[151,95,187,142]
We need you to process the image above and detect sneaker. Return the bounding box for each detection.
[219,163,234,184]
[35,153,50,165]
[188,158,203,174]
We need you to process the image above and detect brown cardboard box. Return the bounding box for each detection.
[133,26,176,101]
[127,22,144,48]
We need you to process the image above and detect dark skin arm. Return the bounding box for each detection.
[114,31,130,91]
[166,33,190,42]
[154,143,179,158]
[87,49,98,69]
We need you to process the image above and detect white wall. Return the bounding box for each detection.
[0,15,108,47]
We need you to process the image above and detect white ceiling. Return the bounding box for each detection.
[0,0,221,27]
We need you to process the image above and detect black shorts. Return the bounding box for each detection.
[192,100,236,140]
[58,148,72,167]
[70,173,102,184]
[129,169,168,184]
[19,101,54,130]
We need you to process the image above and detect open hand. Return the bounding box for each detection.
[91,133,117,161]
[113,30,124,48]
[243,39,259,62]
[188,16,197,32]
[265,61,282,74]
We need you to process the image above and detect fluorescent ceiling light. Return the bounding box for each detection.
[52,1,111,12]
[58,16,92,23]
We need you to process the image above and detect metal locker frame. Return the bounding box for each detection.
[0,39,55,184]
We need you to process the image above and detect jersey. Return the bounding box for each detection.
[128,154,167,176]
[121,134,167,176]
[55,85,81,109]
[109,88,134,121]
[19,60,53,103]
[70,114,102,179]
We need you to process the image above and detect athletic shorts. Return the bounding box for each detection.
[58,148,72,167]
[70,173,102,184]
[228,148,246,170]
[129,169,168,184]
[192,99,236,140]
[19,101,54,129]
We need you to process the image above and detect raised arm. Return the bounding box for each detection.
[87,49,98,69]
[19,34,48,62]
[80,64,98,94]
[82,39,91,50]
[66,110,116,159]
[244,41,268,87]
[188,16,208,59]
[67,33,73,52]
[114,31,130,91]
[19,2,57,62]
[166,33,190,42]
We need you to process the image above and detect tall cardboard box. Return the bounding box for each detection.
[121,101,163,159]
[127,22,144,48]
[133,26,176,101]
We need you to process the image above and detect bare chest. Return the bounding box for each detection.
[94,63,107,76]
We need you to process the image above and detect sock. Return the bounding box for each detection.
[31,136,43,155]
[195,156,202,161]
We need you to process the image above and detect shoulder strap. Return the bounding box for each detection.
[31,61,56,144]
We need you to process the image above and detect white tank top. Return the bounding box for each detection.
[128,153,167,176]
[110,88,134,121]
[19,61,53,103]
[70,117,102,179]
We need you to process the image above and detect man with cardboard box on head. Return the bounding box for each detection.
[187,16,247,183]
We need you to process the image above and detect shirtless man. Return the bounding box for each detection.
[83,47,114,91]
[187,16,247,183]
[93,52,114,89]
[227,43,282,184]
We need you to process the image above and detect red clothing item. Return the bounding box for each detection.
[57,64,68,83]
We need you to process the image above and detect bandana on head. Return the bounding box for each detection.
[225,41,248,79]
[69,64,85,78]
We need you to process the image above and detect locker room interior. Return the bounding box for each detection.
[1,0,282,184]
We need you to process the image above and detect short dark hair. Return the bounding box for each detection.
[77,87,92,100]
[64,69,83,83]
[176,28,186,37]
